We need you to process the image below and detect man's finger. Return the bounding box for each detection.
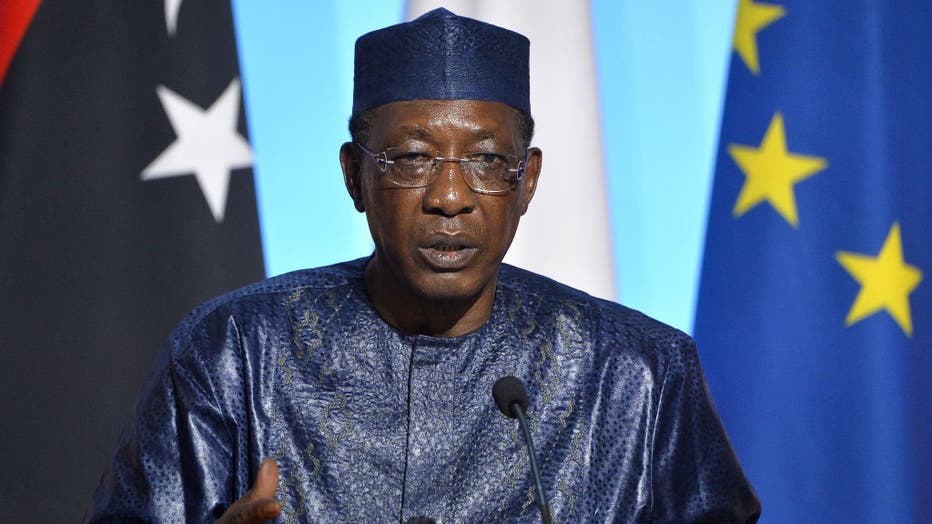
[251,459,279,500]
[225,498,281,524]
[217,459,282,524]
[237,459,279,503]
[216,460,281,523]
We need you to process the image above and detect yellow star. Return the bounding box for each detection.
[836,223,923,337]
[728,113,827,227]
[733,0,786,75]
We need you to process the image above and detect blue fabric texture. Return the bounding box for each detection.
[352,8,531,115]
[86,258,759,522]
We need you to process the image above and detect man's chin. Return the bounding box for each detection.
[411,270,494,304]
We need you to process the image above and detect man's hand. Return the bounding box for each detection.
[216,459,281,524]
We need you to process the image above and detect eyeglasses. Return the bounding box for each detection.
[355,143,528,195]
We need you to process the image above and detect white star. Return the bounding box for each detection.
[165,0,183,36]
[141,78,253,222]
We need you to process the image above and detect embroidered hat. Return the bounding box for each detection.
[352,8,531,115]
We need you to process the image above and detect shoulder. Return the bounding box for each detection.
[185,258,364,322]
[165,258,368,353]
[498,264,696,369]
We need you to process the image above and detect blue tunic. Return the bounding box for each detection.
[86,258,760,523]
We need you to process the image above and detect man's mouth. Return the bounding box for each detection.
[418,233,479,270]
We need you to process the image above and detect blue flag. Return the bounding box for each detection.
[695,1,930,522]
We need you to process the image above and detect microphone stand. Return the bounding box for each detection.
[511,401,552,524]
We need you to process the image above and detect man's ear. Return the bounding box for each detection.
[518,147,542,215]
[340,142,365,212]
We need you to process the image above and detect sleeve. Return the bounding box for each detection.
[648,338,761,523]
[83,313,249,523]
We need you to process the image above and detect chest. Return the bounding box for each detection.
[252,323,654,523]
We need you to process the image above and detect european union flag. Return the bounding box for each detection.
[695,1,930,522]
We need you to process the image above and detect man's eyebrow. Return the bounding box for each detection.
[471,129,498,142]
[398,126,432,140]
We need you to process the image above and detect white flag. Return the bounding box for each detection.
[406,0,616,300]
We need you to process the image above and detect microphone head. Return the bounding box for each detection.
[492,376,529,418]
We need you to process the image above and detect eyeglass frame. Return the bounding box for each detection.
[354,142,529,195]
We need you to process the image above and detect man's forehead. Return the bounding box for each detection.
[371,100,520,143]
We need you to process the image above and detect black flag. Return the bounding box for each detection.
[0,2,264,521]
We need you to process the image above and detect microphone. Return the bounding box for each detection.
[492,376,552,524]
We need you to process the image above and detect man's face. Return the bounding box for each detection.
[343,99,541,306]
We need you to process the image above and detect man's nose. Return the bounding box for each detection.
[422,160,476,216]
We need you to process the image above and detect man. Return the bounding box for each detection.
[86,9,760,523]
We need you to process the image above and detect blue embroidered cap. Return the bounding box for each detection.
[352,8,531,115]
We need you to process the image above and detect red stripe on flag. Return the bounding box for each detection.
[0,0,41,87]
